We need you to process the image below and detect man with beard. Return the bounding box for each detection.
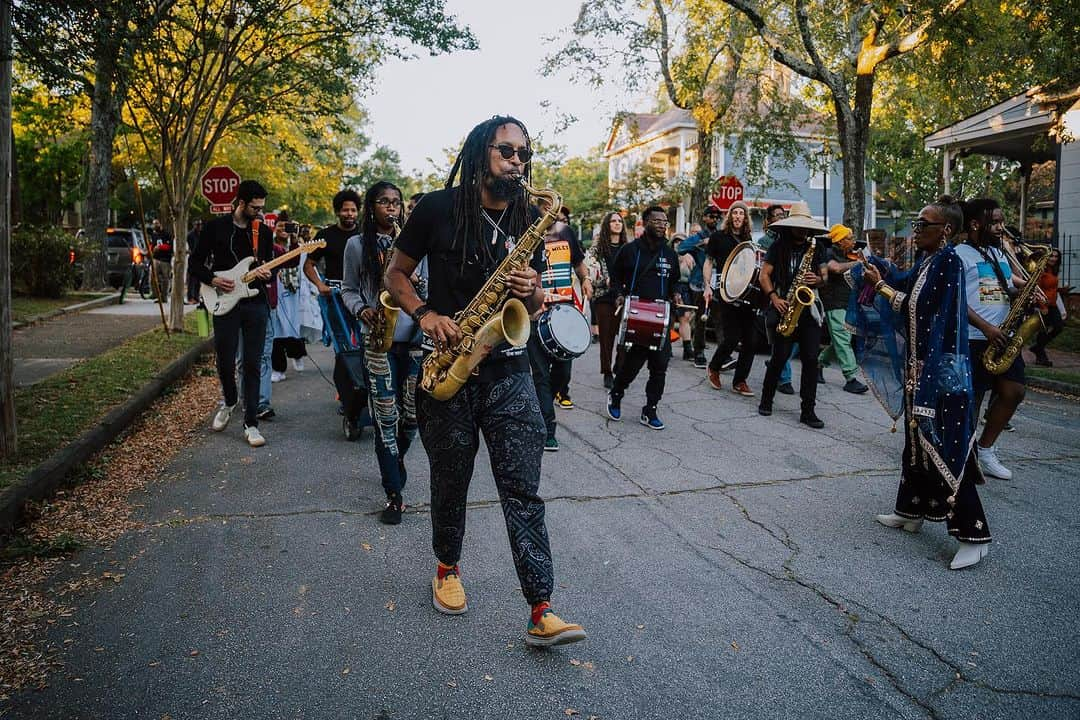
[386,116,586,647]
[605,205,681,430]
[304,189,369,439]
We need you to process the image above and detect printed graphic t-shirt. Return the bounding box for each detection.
[955,243,1012,341]
[541,231,585,305]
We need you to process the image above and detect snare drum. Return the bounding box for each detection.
[616,296,671,351]
[536,303,591,360]
[719,241,765,306]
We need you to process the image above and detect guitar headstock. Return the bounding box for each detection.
[300,240,327,251]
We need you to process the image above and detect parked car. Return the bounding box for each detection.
[104,227,151,296]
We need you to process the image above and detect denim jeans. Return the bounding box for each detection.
[238,308,275,409]
[364,343,421,495]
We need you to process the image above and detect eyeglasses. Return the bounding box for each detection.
[646,218,669,225]
[911,219,945,232]
[374,198,402,208]
[489,144,533,163]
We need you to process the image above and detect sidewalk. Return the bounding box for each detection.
[4,342,1078,718]
[12,299,193,388]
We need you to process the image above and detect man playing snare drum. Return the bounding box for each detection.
[605,205,681,430]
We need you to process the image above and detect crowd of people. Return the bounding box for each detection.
[180,115,1064,645]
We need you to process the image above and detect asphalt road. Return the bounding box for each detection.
[6,340,1079,719]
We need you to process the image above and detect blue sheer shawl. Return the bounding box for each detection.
[848,247,974,491]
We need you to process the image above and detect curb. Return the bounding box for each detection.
[0,336,214,533]
[12,293,122,330]
[1028,376,1080,397]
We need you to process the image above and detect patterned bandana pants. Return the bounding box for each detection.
[417,371,554,605]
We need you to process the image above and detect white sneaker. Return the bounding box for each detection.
[244,425,266,447]
[211,402,236,432]
[950,542,988,570]
[292,357,305,372]
[271,370,286,383]
[977,444,1012,480]
[875,513,923,533]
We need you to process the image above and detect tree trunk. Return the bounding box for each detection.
[1,0,16,457]
[82,32,126,292]
[689,128,716,224]
[833,74,875,241]
[169,203,189,330]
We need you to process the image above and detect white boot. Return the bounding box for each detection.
[292,357,305,372]
[950,542,989,570]
[875,513,923,533]
[977,444,1012,480]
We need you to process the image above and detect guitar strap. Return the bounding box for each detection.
[251,218,261,259]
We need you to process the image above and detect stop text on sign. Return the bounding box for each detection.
[203,177,239,195]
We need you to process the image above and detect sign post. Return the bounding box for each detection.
[200,166,241,214]
[710,175,745,211]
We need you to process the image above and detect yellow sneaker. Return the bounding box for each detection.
[526,608,586,647]
[432,565,467,615]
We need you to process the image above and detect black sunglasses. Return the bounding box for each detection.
[489,144,533,163]
[911,219,945,232]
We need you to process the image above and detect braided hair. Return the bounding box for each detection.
[360,181,402,283]
[445,115,533,270]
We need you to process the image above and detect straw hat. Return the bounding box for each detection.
[769,201,827,232]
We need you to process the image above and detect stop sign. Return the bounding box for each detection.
[710,175,744,211]
[200,166,241,206]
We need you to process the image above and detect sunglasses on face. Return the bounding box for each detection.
[489,144,533,163]
[911,219,945,232]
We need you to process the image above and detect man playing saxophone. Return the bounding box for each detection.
[756,201,829,429]
[385,116,586,647]
[342,180,422,525]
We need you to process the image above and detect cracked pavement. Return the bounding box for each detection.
[6,342,1079,719]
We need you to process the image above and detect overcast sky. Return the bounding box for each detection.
[362,0,631,175]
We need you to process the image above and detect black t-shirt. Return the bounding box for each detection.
[705,230,742,269]
[763,237,827,297]
[308,224,356,282]
[820,246,853,311]
[611,238,679,302]
[395,186,546,372]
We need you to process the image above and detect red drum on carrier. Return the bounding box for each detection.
[719,241,765,306]
[616,296,671,351]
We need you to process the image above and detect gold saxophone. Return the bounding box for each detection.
[982,241,1052,375]
[776,238,816,338]
[419,176,560,401]
[366,219,402,353]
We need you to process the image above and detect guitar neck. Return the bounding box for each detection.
[240,245,309,284]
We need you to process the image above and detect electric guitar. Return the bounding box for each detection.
[199,239,326,316]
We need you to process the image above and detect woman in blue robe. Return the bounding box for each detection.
[860,197,991,570]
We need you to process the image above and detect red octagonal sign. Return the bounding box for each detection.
[201,166,241,212]
[710,175,744,211]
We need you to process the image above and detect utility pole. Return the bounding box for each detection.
[0,0,17,457]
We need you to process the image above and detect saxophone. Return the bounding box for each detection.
[365,219,401,353]
[419,176,560,401]
[982,242,1052,375]
[776,238,817,338]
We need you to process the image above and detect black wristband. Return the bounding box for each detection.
[411,304,432,323]
[768,289,778,298]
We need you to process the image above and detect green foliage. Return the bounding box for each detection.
[531,144,610,235]
[10,225,78,298]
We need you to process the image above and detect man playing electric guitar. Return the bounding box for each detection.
[190,179,275,447]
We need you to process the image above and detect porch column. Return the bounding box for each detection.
[942,148,953,195]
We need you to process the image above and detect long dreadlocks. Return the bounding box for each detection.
[359,180,403,284]
[445,115,533,271]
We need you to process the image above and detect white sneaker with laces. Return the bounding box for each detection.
[292,357,305,372]
[211,402,236,432]
[244,425,266,447]
[977,444,1012,480]
[271,370,286,383]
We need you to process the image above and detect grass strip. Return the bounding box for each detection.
[11,293,114,324]
[1029,367,1080,388]
[0,315,204,490]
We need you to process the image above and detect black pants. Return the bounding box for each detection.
[690,290,707,353]
[271,337,307,372]
[526,326,572,441]
[709,302,757,384]
[1032,305,1064,354]
[212,298,267,427]
[612,342,671,410]
[334,353,368,423]
[417,371,553,605]
[760,311,821,413]
[895,441,990,543]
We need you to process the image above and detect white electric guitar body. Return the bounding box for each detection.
[200,239,326,316]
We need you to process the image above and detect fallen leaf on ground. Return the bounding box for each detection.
[341,667,350,675]
[564,710,579,717]
[189,650,199,657]
[385,601,396,611]
[483,674,493,681]
[361,543,373,551]
[569,658,581,666]
[731,641,740,651]
[446,680,457,688]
